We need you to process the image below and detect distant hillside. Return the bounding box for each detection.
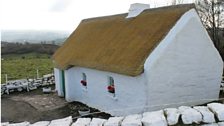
[1,30,69,44]
[1,42,59,55]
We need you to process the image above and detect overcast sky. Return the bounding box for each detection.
[1,0,193,32]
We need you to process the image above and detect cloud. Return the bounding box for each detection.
[50,0,72,12]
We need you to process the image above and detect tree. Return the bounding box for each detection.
[195,0,224,53]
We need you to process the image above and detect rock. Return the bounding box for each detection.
[48,116,72,126]
[218,122,224,126]
[207,103,224,121]
[8,121,30,126]
[1,122,9,126]
[178,106,190,113]
[141,110,167,126]
[121,114,142,126]
[178,106,202,124]
[71,118,91,126]
[164,108,180,125]
[89,118,107,126]
[30,121,50,126]
[194,106,216,123]
[104,117,124,126]
[42,87,52,93]
[200,123,218,126]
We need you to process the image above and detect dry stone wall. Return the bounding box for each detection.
[2,102,224,126]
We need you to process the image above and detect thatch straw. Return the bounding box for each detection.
[53,4,195,76]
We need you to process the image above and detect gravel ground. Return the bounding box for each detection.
[1,85,111,123]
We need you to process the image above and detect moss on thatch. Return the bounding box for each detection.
[53,4,195,76]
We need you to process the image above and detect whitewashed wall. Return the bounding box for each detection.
[144,9,223,111]
[54,9,223,116]
[54,68,64,97]
[64,67,147,116]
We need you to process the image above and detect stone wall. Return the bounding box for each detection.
[2,102,224,126]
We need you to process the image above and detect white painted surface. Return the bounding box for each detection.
[194,106,216,123]
[121,114,142,126]
[178,106,202,124]
[7,121,30,126]
[30,121,50,126]
[144,9,223,110]
[89,118,107,126]
[104,117,124,126]
[54,68,64,97]
[42,87,52,93]
[55,9,223,116]
[164,108,180,125]
[218,122,224,126]
[1,122,9,126]
[142,110,167,126]
[48,116,72,126]
[207,103,224,121]
[72,118,91,126]
[126,3,150,18]
[64,67,147,116]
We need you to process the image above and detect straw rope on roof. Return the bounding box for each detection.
[53,4,195,76]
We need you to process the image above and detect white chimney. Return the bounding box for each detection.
[126,3,150,18]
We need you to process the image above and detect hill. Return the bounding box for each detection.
[1,30,69,44]
[1,42,59,55]
[1,42,60,83]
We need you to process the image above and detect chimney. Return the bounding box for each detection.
[126,3,150,18]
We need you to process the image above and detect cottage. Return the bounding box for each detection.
[53,4,223,116]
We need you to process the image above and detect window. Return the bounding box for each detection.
[107,76,115,94]
[80,73,87,87]
[82,73,86,81]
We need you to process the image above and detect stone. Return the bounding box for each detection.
[104,117,124,126]
[207,103,224,121]
[141,110,167,126]
[121,114,142,126]
[164,108,180,125]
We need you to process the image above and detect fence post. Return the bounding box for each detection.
[5,74,8,83]
[36,68,39,79]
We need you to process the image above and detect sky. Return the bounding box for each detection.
[1,0,193,32]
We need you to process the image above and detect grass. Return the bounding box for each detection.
[1,53,53,83]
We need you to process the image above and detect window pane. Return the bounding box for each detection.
[82,73,86,81]
[109,76,114,86]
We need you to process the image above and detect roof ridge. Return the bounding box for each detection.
[82,4,195,23]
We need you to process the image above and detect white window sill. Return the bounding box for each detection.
[107,93,118,101]
[82,87,88,92]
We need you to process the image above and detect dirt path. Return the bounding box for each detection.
[2,98,41,123]
[1,85,111,123]
[1,86,70,123]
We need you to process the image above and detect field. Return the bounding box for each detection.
[1,53,53,83]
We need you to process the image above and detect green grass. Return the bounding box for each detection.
[1,53,53,83]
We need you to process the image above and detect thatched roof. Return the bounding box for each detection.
[53,4,195,76]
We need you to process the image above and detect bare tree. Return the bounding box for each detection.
[195,0,224,50]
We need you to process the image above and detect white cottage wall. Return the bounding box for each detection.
[64,67,147,116]
[54,68,64,97]
[144,9,223,110]
[54,9,223,116]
